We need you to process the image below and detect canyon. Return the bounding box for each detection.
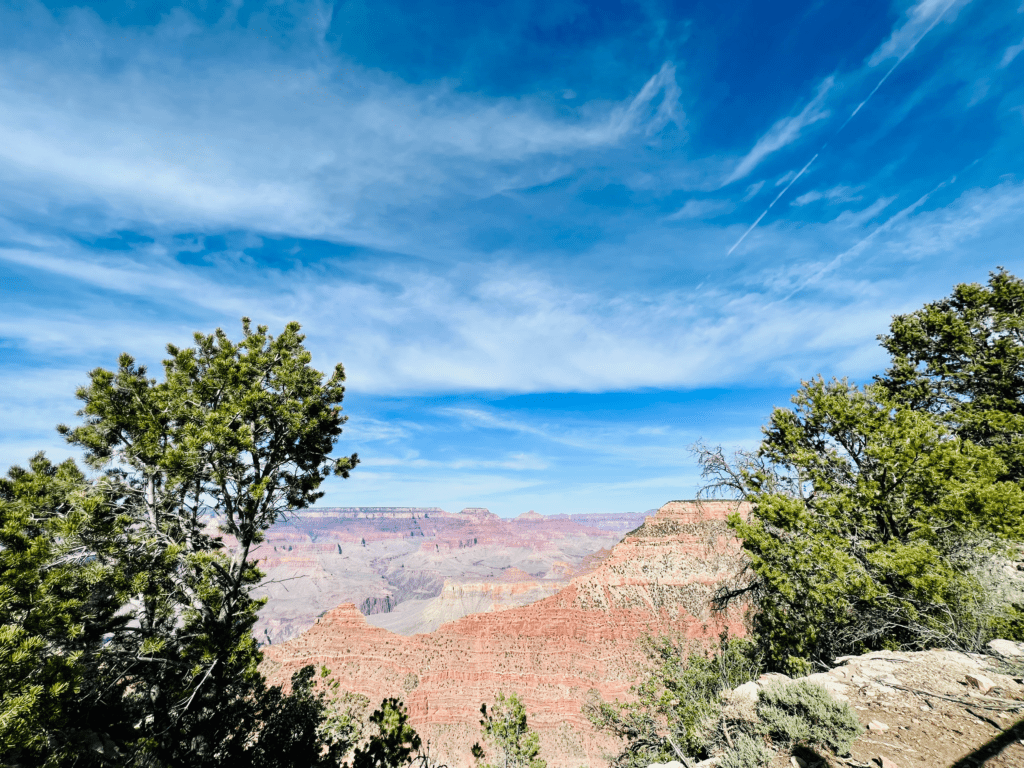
[252,506,651,643]
[262,500,750,768]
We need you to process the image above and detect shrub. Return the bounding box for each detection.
[351,698,421,768]
[755,681,862,756]
[717,732,775,768]
[586,634,763,766]
[478,691,546,768]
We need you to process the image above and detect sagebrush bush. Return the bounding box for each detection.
[755,681,862,756]
[717,732,775,768]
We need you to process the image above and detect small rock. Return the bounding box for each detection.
[791,757,807,768]
[988,639,1023,657]
[876,757,900,768]
[802,672,851,700]
[868,720,889,732]
[758,672,792,685]
[965,673,995,694]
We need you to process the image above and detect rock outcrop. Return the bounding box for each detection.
[720,643,1024,768]
[262,500,750,768]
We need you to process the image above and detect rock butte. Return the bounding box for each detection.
[263,500,751,768]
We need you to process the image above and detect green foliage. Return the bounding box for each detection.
[717,733,775,768]
[989,603,1024,642]
[247,665,355,768]
[350,698,421,768]
[586,635,763,767]
[878,268,1024,482]
[700,377,1024,670]
[1,319,363,767]
[0,453,136,766]
[479,691,547,768]
[755,681,862,756]
[318,672,370,750]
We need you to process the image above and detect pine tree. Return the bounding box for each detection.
[478,692,546,768]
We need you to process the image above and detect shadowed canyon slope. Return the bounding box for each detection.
[251,506,649,643]
[262,500,750,768]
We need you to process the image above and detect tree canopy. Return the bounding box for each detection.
[700,269,1024,672]
[1,319,368,767]
[476,691,546,768]
[878,267,1024,481]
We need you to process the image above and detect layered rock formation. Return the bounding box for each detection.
[366,575,566,635]
[262,500,750,768]
[250,506,650,643]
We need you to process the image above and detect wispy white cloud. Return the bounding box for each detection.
[791,185,864,207]
[362,453,550,471]
[665,199,733,220]
[0,4,683,252]
[868,0,968,67]
[830,196,898,227]
[1001,37,1024,67]
[742,181,765,201]
[724,77,833,184]
[5,178,1019,398]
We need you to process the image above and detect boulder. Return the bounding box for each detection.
[965,673,995,695]
[987,639,1023,657]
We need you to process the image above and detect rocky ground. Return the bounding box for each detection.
[705,640,1024,768]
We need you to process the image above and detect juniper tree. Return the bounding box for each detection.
[477,692,546,768]
[877,267,1024,482]
[698,379,1024,672]
[49,318,358,765]
[695,271,1024,671]
[0,453,134,766]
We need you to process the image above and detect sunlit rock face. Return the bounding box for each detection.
[262,500,750,768]
[248,506,650,643]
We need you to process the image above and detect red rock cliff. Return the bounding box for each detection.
[262,500,750,768]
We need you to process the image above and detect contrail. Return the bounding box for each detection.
[781,175,952,302]
[727,153,819,256]
[837,0,958,134]
[726,0,960,255]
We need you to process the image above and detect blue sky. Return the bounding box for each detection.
[1,0,1023,515]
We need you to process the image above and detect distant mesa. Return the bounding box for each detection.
[300,506,447,519]
[515,510,544,521]
[458,507,499,519]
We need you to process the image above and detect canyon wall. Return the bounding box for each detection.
[262,500,750,768]
[250,507,649,642]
